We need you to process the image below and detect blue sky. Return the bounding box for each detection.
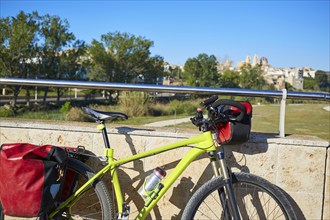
[1,0,329,71]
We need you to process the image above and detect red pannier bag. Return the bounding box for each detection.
[0,143,68,218]
[215,101,252,145]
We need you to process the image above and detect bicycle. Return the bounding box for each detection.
[0,96,296,220]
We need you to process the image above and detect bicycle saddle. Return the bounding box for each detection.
[82,107,128,121]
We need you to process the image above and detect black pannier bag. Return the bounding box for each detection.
[58,146,88,202]
[0,143,68,217]
[215,101,252,145]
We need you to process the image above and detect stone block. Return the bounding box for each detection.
[225,142,278,183]
[289,192,324,220]
[0,127,29,144]
[277,145,326,193]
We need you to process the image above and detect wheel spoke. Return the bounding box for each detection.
[50,158,113,220]
[182,173,296,220]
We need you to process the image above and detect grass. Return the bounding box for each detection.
[114,114,189,125]
[252,104,329,141]
[15,110,65,121]
[2,103,329,141]
[168,104,330,141]
[10,108,189,125]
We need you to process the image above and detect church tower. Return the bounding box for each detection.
[253,54,259,66]
[245,55,251,64]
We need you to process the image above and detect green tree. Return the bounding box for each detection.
[59,40,87,81]
[183,53,219,87]
[87,39,114,82]
[314,71,330,92]
[239,63,266,89]
[56,40,87,101]
[38,14,77,103]
[0,11,39,107]
[220,69,240,88]
[88,31,164,101]
[141,55,164,84]
[172,66,183,79]
[303,77,317,90]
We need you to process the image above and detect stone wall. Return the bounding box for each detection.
[0,119,329,219]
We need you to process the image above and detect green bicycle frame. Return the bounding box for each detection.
[50,131,217,220]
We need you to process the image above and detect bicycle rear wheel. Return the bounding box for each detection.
[0,202,3,220]
[182,172,296,220]
[52,158,114,220]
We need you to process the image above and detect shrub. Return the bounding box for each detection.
[65,107,91,122]
[0,106,15,117]
[15,106,27,114]
[119,92,150,117]
[168,99,198,115]
[60,101,72,114]
[29,103,55,112]
[87,104,113,112]
[149,102,176,116]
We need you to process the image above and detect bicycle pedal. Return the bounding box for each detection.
[117,203,130,220]
[123,203,130,218]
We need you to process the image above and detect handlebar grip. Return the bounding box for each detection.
[201,95,218,106]
[211,99,246,122]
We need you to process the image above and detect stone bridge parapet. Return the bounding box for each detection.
[0,119,329,219]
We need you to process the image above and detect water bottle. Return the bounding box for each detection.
[138,166,166,198]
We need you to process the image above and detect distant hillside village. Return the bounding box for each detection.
[164,54,320,91]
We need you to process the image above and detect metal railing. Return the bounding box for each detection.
[1,78,329,137]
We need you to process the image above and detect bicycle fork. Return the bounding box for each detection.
[209,151,241,220]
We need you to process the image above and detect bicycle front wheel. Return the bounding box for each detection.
[182,172,296,220]
[53,158,114,220]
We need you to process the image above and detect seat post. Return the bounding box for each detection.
[98,121,111,149]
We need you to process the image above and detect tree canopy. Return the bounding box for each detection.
[1,11,327,108]
[304,71,330,92]
[183,53,219,87]
[0,11,39,79]
[0,11,87,105]
[182,55,267,90]
[219,69,240,88]
[0,11,39,106]
[239,63,266,89]
[88,32,164,84]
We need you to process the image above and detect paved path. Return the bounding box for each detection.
[323,106,330,111]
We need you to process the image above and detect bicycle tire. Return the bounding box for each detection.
[0,202,3,220]
[181,172,296,220]
[52,158,114,220]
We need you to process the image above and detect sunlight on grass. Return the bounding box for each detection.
[115,114,189,125]
[252,104,329,141]
[15,110,65,121]
[2,103,329,141]
[167,104,330,141]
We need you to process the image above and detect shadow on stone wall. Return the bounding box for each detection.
[225,134,305,220]
[78,131,305,220]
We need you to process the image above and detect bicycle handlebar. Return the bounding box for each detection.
[191,97,247,131]
[211,99,246,122]
[201,95,218,106]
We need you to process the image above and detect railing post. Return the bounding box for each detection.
[279,89,287,138]
[74,88,78,99]
[35,86,38,101]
